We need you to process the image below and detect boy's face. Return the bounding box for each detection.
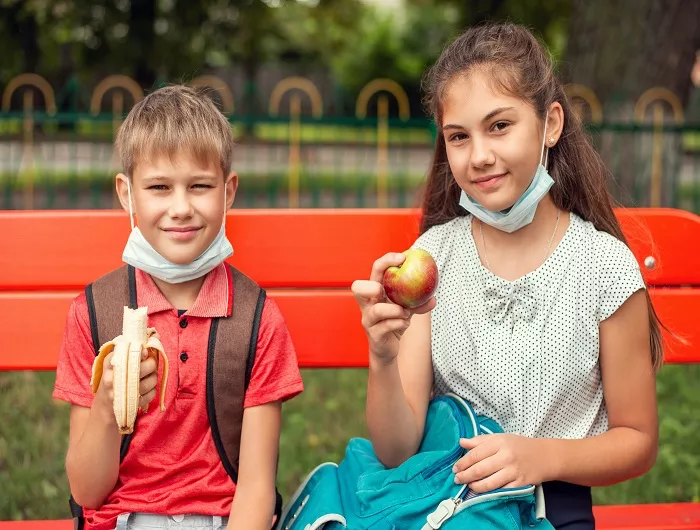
[116,153,236,265]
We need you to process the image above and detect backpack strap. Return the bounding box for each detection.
[206,265,266,483]
[69,265,137,527]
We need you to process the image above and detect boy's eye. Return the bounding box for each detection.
[492,121,510,132]
[147,185,168,191]
[192,184,214,189]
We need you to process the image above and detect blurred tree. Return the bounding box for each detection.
[564,0,700,208]
[565,0,700,108]
[0,0,40,76]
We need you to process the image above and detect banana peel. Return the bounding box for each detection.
[90,306,169,434]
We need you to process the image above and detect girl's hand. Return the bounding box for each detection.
[351,253,435,365]
[452,434,552,493]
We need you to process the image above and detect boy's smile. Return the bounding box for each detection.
[117,152,237,265]
[162,225,203,242]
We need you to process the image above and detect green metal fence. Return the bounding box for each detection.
[1,74,699,211]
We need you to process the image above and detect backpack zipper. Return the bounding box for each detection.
[425,484,469,528]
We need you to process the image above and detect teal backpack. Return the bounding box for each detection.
[277,394,554,530]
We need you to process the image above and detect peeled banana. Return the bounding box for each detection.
[90,306,169,434]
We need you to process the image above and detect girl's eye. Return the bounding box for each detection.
[492,121,510,132]
[448,133,468,142]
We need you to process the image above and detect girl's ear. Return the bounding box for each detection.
[546,102,564,147]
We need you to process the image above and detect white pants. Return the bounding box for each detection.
[114,513,227,530]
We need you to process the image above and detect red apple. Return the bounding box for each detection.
[382,248,438,309]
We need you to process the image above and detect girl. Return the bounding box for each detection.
[351,23,660,530]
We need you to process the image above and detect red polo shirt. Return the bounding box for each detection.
[53,264,304,530]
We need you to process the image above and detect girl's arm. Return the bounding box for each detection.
[227,401,281,530]
[454,290,658,491]
[545,288,658,485]
[353,253,436,469]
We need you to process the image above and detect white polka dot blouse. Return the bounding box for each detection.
[413,213,646,439]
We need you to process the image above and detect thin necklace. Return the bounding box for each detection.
[479,210,561,271]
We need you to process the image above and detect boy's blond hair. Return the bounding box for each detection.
[115,85,234,178]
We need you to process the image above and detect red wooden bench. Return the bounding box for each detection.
[1,208,699,530]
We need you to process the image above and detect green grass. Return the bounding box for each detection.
[1,364,699,520]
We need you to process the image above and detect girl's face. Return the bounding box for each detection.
[441,69,563,212]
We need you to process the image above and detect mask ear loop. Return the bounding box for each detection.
[222,183,227,230]
[126,176,135,231]
[541,111,550,170]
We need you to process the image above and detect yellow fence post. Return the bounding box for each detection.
[355,79,410,208]
[564,84,603,124]
[269,77,323,208]
[634,88,684,208]
[1,74,57,210]
[90,75,144,207]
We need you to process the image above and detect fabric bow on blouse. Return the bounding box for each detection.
[484,277,539,325]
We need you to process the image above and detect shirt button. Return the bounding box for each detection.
[179,318,188,329]
[171,515,185,523]
[180,352,188,362]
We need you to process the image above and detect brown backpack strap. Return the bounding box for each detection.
[206,265,266,483]
[85,265,137,353]
[71,266,137,525]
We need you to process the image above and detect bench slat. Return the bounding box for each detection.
[1,287,697,371]
[1,503,699,530]
[1,209,699,290]
[593,502,700,529]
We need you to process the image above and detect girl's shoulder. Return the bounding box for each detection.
[572,213,637,262]
[570,213,643,291]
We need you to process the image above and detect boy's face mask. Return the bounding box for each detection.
[458,113,554,234]
[121,177,233,284]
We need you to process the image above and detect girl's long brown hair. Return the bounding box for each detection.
[419,22,664,371]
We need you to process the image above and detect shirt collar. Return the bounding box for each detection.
[135,262,233,318]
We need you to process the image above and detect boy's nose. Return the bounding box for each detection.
[168,191,194,218]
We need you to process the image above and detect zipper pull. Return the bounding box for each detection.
[426,498,459,529]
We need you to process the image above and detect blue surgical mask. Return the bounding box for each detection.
[121,178,233,284]
[459,114,554,233]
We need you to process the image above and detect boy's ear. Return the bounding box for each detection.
[225,171,238,209]
[115,173,133,215]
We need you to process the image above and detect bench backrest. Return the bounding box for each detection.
[1,208,698,371]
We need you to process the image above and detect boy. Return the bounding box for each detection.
[52,85,303,530]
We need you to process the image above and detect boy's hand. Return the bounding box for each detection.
[352,253,435,365]
[138,348,159,411]
[93,348,159,423]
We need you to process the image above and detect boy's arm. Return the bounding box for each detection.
[54,296,121,508]
[226,298,304,529]
[56,295,160,509]
[66,402,122,508]
[227,401,281,530]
